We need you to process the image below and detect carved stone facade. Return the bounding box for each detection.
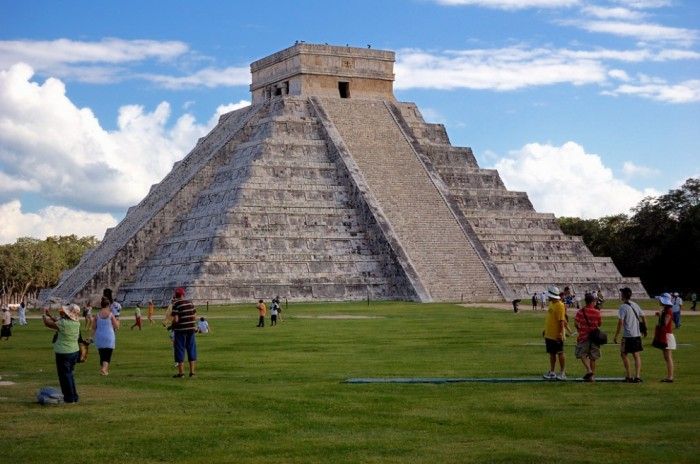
[44,43,646,305]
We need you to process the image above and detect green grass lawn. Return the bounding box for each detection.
[1,301,698,463]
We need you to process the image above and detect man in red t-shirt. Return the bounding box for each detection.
[574,293,603,382]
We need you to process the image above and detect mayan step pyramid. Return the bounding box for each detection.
[45,43,647,305]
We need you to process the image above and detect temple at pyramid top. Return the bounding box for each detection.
[43,43,647,306]
[250,43,396,103]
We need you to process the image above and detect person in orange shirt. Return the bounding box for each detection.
[147,300,155,324]
[256,299,267,328]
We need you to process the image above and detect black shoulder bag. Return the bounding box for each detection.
[582,309,607,346]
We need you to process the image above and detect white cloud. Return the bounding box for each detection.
[0,38,189,83]
[611,0,671,8]
[608,69,632,81]
[0,200,117,244]
[395,47,607,91]
[0,39,252,89]
[622,161,659,178]
[581,5,646,20]
[394,45,699,97]
[604,78,700,103]
[0,171,40,194]
[0,63,251,213]
[434,0,580,9]
[654,49,700,61]
[567,20,698,45]
[140,66,250,89]
[493,141,659,218]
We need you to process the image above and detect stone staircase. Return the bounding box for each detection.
[396,102,647,298]
[117,97,414,304]
[315,97,504,302]
[45,104,262,303]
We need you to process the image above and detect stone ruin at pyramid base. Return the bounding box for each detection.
[43,43,647,306]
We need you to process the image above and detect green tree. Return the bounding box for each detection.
[0,235,99,303]
[558,177,699,296]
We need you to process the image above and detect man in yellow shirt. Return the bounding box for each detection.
[543,286,567,380]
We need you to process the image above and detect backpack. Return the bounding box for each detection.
[37,387,64,405]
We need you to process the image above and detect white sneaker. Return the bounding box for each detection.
[556,372,567,381]
[543,371,557,380]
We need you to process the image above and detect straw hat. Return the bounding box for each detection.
[60,304,81,322]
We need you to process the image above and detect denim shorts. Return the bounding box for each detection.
[173,331,197,362]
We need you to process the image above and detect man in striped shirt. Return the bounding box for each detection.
[172,287,197,378]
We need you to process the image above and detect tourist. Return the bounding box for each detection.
[103,288,121,320]
[574,293,603,382]
[273,295,283,321]
[18,300,27,326]
[271,301,279,325]
[111,300,122,320]
[171,287,197,378]
[83,303,93,330]
[563,286,573,309]
[256,299,267,327]
[93,296,119,376]
[653,293,676,383]
[671,292,683,328]
[131,305,142,330]
[197,317,211,334]
[42,304,81,403]
[539,291,546,310]
[691,292,697,311]
[531,293,537,311]
[1,305,12,340]
[147,300,155,324]
[594,289,604,310]
[542,286,567,380]
[613,287,646,383]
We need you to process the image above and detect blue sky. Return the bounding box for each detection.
[0,0,698,243]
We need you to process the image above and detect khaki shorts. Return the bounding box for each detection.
[575,340,601,360]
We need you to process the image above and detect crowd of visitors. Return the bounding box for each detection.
[1,280,690,406]
[540,285,680,383]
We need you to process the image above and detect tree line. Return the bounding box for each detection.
[558,177,699,297]
[0,235,99,305]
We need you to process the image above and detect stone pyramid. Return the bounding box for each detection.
[45,43,647,305]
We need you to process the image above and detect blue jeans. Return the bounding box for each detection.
[55,351,79,403]
[672,311,681,328]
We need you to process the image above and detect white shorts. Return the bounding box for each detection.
[666,333,677,350]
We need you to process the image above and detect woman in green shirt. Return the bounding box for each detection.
[42,304,81,403]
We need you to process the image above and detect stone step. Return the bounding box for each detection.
[423,145,479,169]
[462,210,557,220]
[494,256,613,264]
[453,193,534,211]
[478,233,581,242]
